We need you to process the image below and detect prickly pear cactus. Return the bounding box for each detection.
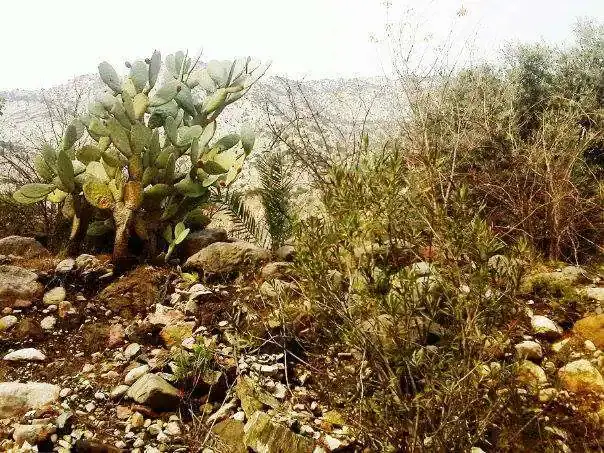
[13,50,269,266]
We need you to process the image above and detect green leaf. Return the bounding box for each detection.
[148,50,161,89]
[175,84,197,116]
[212,134,240,152]
[174,222,190,244]
[164,116,179,145]
[85,161,110,182]
[57,148,75,192]
[149,79,180,107]
[133,93,149,119]
[83,177,114,209]
[199,121,216,148]
[76,145,102,165]
[98,61,122,93]
[130,60,148,92]
[107,118,132,157]
[13,183,56,204]
[202,88,227,114]
[175,176,207,198]
[177,125,203,147]
[47,188,67,203]
[62,123,78,151]
[240,123,255,155]
[34,154,54,182]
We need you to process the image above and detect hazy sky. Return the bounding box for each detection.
[0,0,602,90]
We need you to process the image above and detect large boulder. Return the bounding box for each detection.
[243,411,315,453]
[558,359,604,394]
[0,265,43,308]
[0,382,60,418]
[184,241,271,276]
[586,287,604,303]
[0,236,49,259]
[182,228,228,258]
[573,314,604,349]
[126,373,180,411]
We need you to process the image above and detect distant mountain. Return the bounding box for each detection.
[0,72,399,148]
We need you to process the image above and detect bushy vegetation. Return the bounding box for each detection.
[265,21,604,451]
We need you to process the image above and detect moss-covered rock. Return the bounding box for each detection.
[243,411,315,453]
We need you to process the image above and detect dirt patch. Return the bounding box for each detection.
[96,266,174,319]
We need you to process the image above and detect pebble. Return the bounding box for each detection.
[40,315,57,330]
[165,421,181,436]
[125,343,141,359]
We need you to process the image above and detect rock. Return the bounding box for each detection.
[531,315,562,339]
[125,365,150,384]
[13,423,56,446]
[125,343,141,359]
[516,360,547,390]
[0,265,43,308]
[165,421,181,436]
[40,316,56,331]
[558,359,604,394]
[74,254,101,272]
[160,322,195,348]
[0,315,18,331]
[126,374,180,411]
[182,228,227,258]
[236,375,280,418]
[522,266,587,293]
[261,262,293,281]
[58,301,74,318]
[275,245,295,261]
[211,419,247,453]
[72,440,122,453]
[0,382,60,418]
[130,411,145,428]
[515,341,543,360]
[586,287,604,303]
[409,261,434,277]
[573,314,604,349]
[147,304,185,326]
[43,287,66,306]
[107,324,126,348]
[110,385,130,400]
[0,236,49,259]
[55,258,75,273]
[243,411,315,453]
[184,241,271,276]
[3,348,46,361]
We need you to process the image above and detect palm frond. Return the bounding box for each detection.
[256,150,294,249]
[212,189,269,248]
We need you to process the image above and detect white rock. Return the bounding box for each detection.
[125,343,141,359]
[531,315,562,338]
[232,411,246,422]
[43,287,66,305]
[165,421,181,436]
[0,315,18,331]
[125,365,150,384]
[515,340,543,360]
[40,315,56,331]
[55,258,75,273]
[84,402,96,412]
[3,348,46,361]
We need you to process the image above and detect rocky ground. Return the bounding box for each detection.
[0,234,602,452]
[0,234,357,452]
